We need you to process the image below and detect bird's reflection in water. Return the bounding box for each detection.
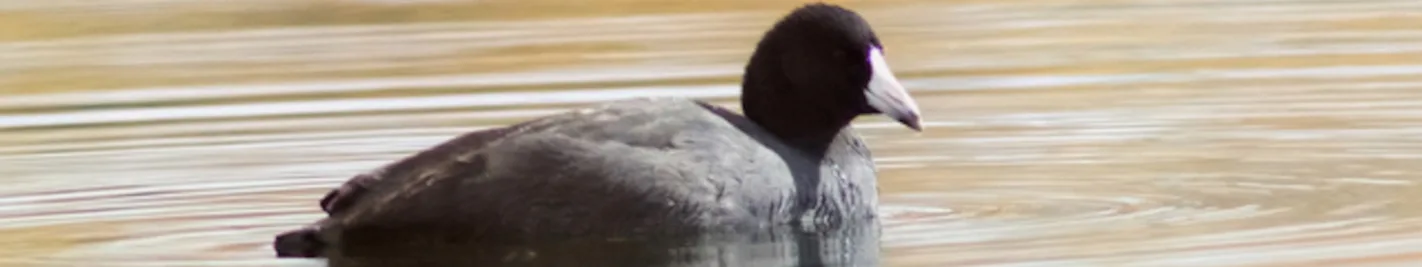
[325,221,881,267]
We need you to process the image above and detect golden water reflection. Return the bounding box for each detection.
[3,0,1422,266]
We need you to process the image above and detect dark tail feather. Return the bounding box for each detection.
[274,226,326,258]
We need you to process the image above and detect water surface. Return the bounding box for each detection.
[4,0,1422,266]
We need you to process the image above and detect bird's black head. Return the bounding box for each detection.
[741,3,922,142]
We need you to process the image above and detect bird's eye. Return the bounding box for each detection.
[834,49,859,60]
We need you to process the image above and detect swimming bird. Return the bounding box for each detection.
[274,3,922,258]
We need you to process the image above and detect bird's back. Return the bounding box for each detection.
[316,98,803,245]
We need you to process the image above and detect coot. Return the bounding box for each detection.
[275,3,921,258]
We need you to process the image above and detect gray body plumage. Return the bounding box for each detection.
[307,98,878,248]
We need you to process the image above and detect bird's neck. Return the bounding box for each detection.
[740,54,859,152]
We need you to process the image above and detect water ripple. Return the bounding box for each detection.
[4,0,1422,266]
